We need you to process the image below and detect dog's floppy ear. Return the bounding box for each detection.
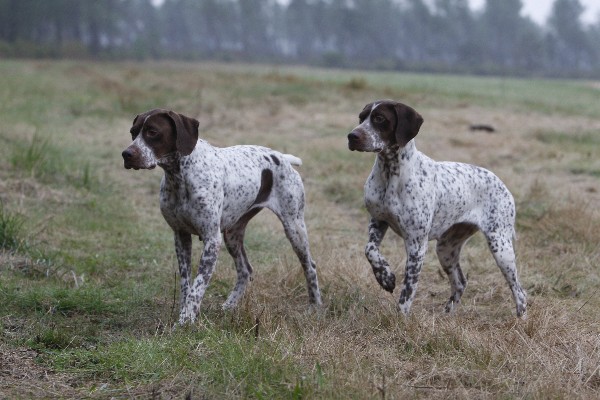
[394,103,423,147]
[167,111,199,156]
[130,112,147,138]
[359,102,374,122]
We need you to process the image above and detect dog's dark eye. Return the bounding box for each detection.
[145,130,160,140]
[372,115,386,124]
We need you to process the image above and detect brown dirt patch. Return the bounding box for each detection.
[0,345,80,398]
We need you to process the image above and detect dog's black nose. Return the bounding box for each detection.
[122,149,133,160]
[347,131,361,151]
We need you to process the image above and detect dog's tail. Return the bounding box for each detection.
[282,154,302,166]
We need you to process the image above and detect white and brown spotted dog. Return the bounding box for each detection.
[347,100,526,317]
[122,109,321,324]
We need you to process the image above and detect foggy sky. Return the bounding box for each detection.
[469,0,600,24]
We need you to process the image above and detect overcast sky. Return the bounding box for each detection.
[470,0,600,25]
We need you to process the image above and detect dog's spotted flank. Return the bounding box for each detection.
[122,109,321,325]
[348,100,527,317]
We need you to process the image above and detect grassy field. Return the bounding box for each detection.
[1,60,599,399]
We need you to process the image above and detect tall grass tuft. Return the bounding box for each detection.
[10,134,99,190]
[75,162,97,191]
[10,133,51,178]
[0,202,24,251]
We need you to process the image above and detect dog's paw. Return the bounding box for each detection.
[397,285,415,315]
[177,316,195,326]
[309,291,323,306]
[221,300,238,311]
[444,298,457,313]
[374,268,396,293]
[178,305,197,325]
[398,300,412,316]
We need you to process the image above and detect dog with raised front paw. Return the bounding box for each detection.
[347,100,526,317]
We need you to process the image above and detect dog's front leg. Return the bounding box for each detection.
[174,231,193,324]
[365,218,396,293]
[398,236,428,315]
[183,234,222,324]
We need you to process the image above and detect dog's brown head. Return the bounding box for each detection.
[347,100,423,152]
[122,109,199,170]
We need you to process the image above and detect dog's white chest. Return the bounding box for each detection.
[364,181,390,218]
[364,170,408,234]
[159,187,201,236]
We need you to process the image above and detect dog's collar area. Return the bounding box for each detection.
[157,154,183,174]
[157,152,179,164]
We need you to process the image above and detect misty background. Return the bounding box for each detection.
[1,0,599,78]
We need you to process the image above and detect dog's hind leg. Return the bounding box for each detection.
[436,223,478,313]
[221,209,261,310]
[485,229,527,317]
[280,215,322,306]
[270,172,322,306]
[273,202,322,305]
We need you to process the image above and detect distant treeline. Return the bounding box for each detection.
[1,0,599,78]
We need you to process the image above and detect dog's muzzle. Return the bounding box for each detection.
[122,147,155,170]
[347,131,362,151]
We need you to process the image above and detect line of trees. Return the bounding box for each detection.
[1,0,599,78]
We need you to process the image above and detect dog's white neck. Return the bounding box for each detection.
[157,153,181,173]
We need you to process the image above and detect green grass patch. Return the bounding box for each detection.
[534,130,600,178]
[46,327,322,398]
[570,168,600,178]
[10,133,52,177]
[5,285,118,316]
[535,130,600,149]
[248,65,600,117]
[9,133,101,190]
[1,272,171,349]
[0,202,25,251]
